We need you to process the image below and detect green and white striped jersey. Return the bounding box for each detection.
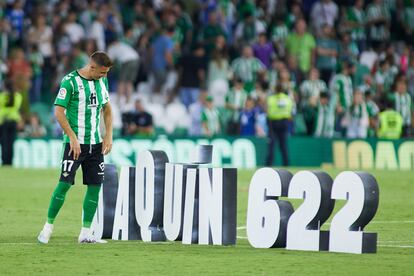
[330,73,353,110]
[347,7,366,41]
[271,24,289,42]
[54,70,110,144]
[391,92,412,126]
[231,57,265,83]
[367,3,390,41]
[201,107,220,136]
[225,88,248,121]
[366,99,379,117]
[268,69,278,90]
[300,79,327,106]
[314,100,335,138]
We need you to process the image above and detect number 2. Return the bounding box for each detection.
[329,172,379,254]
[286,171,335,251]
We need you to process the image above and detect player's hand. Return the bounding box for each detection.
[69,137,81,160]
[102,135,112,155]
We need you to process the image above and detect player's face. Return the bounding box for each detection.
[90,63,111,80]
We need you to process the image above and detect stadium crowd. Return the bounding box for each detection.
[0,0,413,160]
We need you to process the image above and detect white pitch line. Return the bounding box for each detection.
[0,242,75,245]
[0,241,175,246]
[324,220,414,225]
[378,240,414,243]
[1,241,414,249]
[378,245,414,249]
[370,220,414,224]
[236,221,414,229]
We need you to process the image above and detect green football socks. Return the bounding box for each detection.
[82,185,101,228]
[46,182,101,228]
[47,181,72,224]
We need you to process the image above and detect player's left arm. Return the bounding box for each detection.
[102,102,113,155]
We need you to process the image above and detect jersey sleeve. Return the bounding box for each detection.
[101,77,110,105]
[54,77,73,108]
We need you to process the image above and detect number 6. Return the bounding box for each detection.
[246,168,293,248]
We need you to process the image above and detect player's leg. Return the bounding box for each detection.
[276,119,289,167]
[38,143,81,244]
[46,181,72,224]
[82,185,101,228]
[78,143,105,243]
[37,181,72,244]
[78,185,102,243]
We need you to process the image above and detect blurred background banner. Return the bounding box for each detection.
[5,137,413,170]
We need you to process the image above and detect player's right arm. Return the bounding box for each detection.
[54,106,81,160]
[54,76,81,160]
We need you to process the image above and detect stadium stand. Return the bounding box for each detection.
[0,0,413,145]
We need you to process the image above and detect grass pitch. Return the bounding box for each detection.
[0,167,413,275]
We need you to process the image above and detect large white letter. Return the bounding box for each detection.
[163,163,184,241]
[198,168,223,245]
[136,151,155,241]
[112,167,130,240]
[135,150,168,242]
[182,168,197,244]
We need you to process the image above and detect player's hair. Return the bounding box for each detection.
[90,51,113,67]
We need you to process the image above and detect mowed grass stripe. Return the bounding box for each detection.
[0,167,413,275]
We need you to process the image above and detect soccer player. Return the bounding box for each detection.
[37,52,113,244]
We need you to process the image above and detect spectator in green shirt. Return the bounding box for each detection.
[225,78,248,134]
[200,10,227,57]
[345,0,367,52]
[365,90,380,137]
[286,19,316,74]
[388,78,413,137]
[231,45,266,92]
[28,44,43,103]
[201,95,220,137]
[271,15,289,57]
[338,32,359,64]
[173,1,193,51]
[316,24,339,84]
